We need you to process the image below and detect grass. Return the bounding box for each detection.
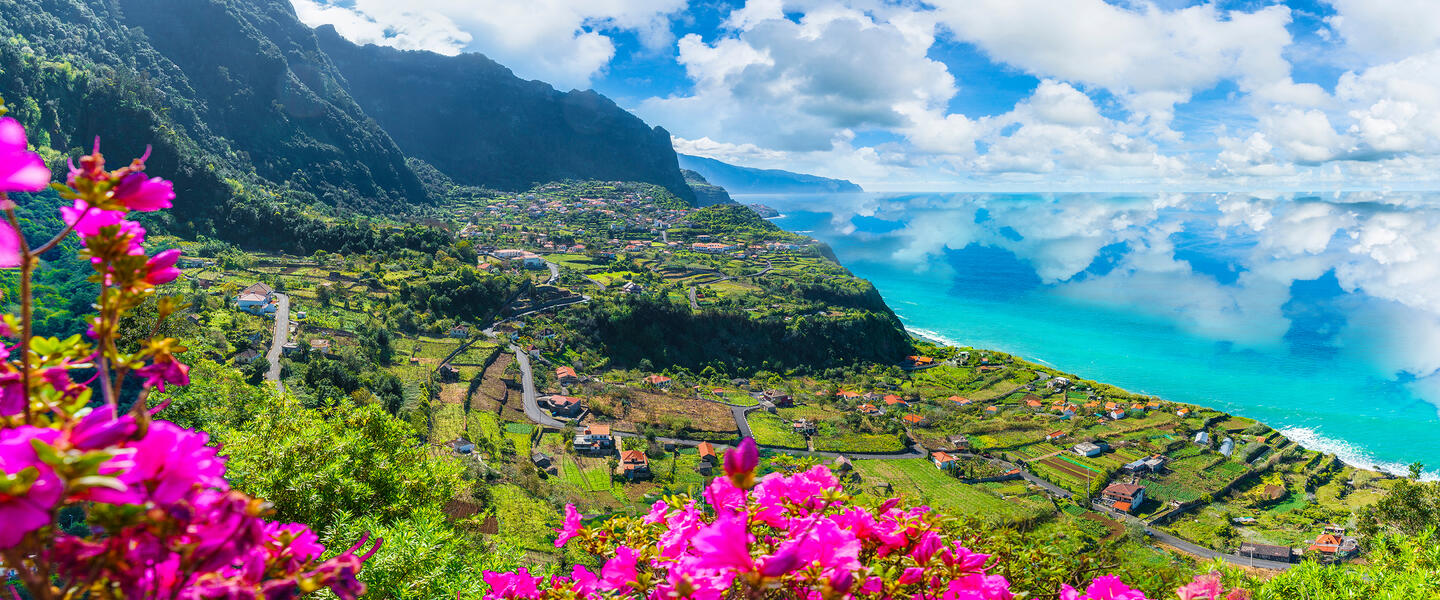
[853,459,1048,525]
[748,412,808,449]
[490,484,559,552]
[430,404,466,444]
[813,433,906,453]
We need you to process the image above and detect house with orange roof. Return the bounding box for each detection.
[1025,399,1044,410]
[948,395,971,405]
[1176,408,1191,417]
[905,355,935,368]
[1045,430,1065,442]
[1084,401,1101,409]
[697,441,717,464]
[984,406,1000,415]
[617,450,651,480]
[1101,483,1145,514]
[555,366,579,385]
[574,424,613,453]
[643,374,673,389]
[858,404,881,415]
[883,394,907,406]
[902,414,927,426]
[836,390,862,399]
[931,451,957,469]
[1306,527,1359,560]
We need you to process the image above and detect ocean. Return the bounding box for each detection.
[752,191,1440,477]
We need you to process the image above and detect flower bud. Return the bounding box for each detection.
[724,437,759,488]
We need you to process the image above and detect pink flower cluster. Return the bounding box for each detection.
[0,114,378,600]
[482,439,1156,600]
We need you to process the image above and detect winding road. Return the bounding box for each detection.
[1095,504,1295,571]
[264,293,289,392]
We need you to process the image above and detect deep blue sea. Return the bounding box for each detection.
[753,192,1440,476]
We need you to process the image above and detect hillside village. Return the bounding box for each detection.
[163,180,1400,576]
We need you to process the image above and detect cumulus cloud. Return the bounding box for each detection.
[1325,0,1440,63]
[929,0,1320,137]
[289,0,685,89]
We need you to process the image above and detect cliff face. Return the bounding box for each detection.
[114,0,430,209]
[681,169,734,206]
[313,25,696,205]
[678,154,863,194]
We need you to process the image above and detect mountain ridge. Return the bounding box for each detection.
[678,154,863,194]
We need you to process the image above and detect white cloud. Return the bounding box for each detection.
[289,0,685,89]
[1325,0,1440,63]
[929,0,1316,137]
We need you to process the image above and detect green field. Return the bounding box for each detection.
[748,412,808,449]
[852,459,1048,525]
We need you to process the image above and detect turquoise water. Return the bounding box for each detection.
[755,192,1440,476]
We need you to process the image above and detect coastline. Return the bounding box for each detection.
[905,323,1415,479]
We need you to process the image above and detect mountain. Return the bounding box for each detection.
[312,25,695,205]
[678,154,863,194]
[0,0,699,250]
[681,169,733,206]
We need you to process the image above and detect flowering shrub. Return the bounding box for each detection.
[0,108,377,599]
[482,438,1237,600]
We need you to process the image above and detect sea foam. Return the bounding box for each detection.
[1280,426,1437,481]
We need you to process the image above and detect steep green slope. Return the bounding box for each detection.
[682,169,733,206]
[312,25,696,205]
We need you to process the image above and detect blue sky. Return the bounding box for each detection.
[291,0,1440,190]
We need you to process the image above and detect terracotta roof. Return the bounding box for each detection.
[837,390,862,398]
[1113,501,1132,512]
[697,442,715,458]
[644,375,672,384]
[883,395,906,405]
[619,450,648,463]
[556,366,577,378]
[585,424,611,435]
[903,414,925,424]
[931,451,955,463]
[1103,483,1144,500]
[948,396,970,404]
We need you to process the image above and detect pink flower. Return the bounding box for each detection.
[60,200,125,238]
[599,545,640,592]
[1072,575,1150,600]
[724,437,759,482]
[265,522,326,564]
[0,117,51,193]
[0,222,19,268]
[945,574,1013,600]
[69,404,138,450]
[567,565,599,596]
[144,249,182,285]
[0,370,22,416]
[643,499,669,524]
[910,530,943,564]
[689,513,753,572]
[483,568,542,599]
[1176,572,1224,600]
[941,543,992,573]
[554,504,583,548]
[89,420,225,505]
[136,357,189,391]
[111,172,173,212]
[0,427,63,548]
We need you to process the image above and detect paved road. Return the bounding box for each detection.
[264,293,289,392]
[731,404,757,438]
[688,287,699,311]
[545,261,560,285]
[513,346,564,428]
[1096,504,1294,571]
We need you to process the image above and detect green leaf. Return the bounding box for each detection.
[30,438,64,467]
[71,475,128,492]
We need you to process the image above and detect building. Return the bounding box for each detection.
[1307,527,1360,560]
[233,349,261,365]
[932,451,957,470]
[449,325,469,339]
[697,441,717,464]
[574,424,613,453]
[762,389,794,407]
[1073,442,1106,457]
[836,390,862,400]
[556,366,579,385]
[1176,408,1192,417]
[1194,431,1210,446]
[308,339,331,355]
[948,435,972,451]
[1045,430,1065,442]
[905,355,935,367]
[949,395,972,406]
[1123,455,1167,474]
[792,419,817,435]
[1219,438,1235,456]
[544,395,583,418]
[644,375,673,389]
[1239,543,1294,564]
[902,413,926,426]
[857,403,880,416]
[621,281,645,294]
[1101,483,1146,514]
[883,394,907,407]
[617,450,651,480]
